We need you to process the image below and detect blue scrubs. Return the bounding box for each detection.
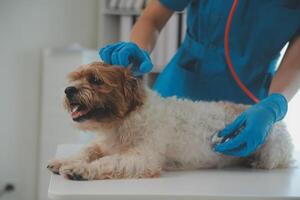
[153,0,300,104]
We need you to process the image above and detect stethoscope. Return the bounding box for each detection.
[211,0,259,145]
[225,0,260,103]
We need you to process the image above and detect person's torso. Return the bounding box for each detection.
[153,0,300,104]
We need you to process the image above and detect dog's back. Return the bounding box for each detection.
[140,89,293,170]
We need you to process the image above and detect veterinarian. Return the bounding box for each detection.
[99,0,300,157]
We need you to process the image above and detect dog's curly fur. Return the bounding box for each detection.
[47,61,293,180]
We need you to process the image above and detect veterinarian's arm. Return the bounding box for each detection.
[214,34,300,157]
[130,0,174,52]
[269,33,300,101]
[99,0,173,74]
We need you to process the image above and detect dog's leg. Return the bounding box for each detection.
[47,142,106,175]
[59,148,163,180]
[251,122,293,169]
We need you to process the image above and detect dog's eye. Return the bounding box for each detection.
[88,75,102,85]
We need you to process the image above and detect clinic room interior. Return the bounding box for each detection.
[1,1,300,200]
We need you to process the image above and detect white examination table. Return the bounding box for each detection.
[48,144,300,200]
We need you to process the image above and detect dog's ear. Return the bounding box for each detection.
[121,69,144,111]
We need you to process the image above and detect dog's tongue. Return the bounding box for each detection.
[71,111,82,119]
[71,106,89,119]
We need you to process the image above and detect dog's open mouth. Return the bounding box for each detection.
[70,103,91,122]
[69,102,109,122]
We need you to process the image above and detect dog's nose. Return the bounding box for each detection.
[65,86,78,98]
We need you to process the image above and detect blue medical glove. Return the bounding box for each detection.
[214,93,288,157]
[99,42,153,75]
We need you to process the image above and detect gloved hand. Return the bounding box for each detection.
[214,93,288,157]
[99,42,153,76]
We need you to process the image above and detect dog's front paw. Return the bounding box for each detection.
[47,159,64,175]
[59,163,92,181]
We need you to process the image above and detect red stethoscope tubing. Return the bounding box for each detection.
[224,0,260,103]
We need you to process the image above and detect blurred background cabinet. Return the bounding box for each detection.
[38,47,98,200]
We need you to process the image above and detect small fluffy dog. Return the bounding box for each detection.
[47,61,293,180]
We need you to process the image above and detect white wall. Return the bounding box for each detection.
[285,93,300,151]
[0,1,98,200]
